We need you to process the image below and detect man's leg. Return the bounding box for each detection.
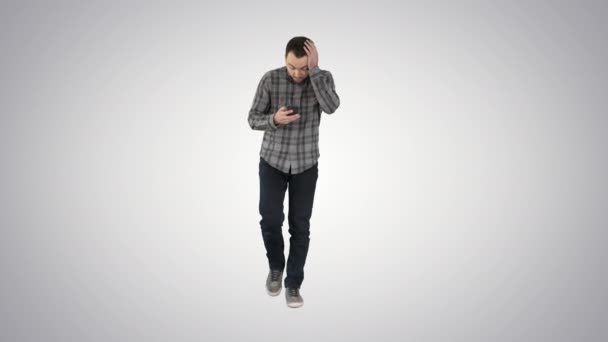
[259,157,288,271]
[285,162,319,289]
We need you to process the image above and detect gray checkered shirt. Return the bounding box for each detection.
[248,66,340,174]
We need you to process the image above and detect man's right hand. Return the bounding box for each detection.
[273,106,301,126]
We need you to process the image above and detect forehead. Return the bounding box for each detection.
[285,52,307,68]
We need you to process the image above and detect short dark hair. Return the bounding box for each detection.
[285,36,312,58]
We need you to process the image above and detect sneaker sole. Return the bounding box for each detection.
[287,301,303,308]
[266,287,281,296]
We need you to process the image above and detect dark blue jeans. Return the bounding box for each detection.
[258,156,318,289]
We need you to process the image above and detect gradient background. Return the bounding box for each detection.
[1,1,607,341]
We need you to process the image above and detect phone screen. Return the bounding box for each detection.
[286,105,299,116]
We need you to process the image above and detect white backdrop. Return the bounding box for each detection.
[1,1,607,341]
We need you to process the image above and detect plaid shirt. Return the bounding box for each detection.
[248,66,340,174]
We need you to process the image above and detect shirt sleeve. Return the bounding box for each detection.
[248,72,278,131]
[309,66,340,114]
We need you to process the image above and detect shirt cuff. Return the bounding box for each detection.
[309,66,322,77]
[268,114,278,130]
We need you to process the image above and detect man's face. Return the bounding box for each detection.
[285,51,309,83]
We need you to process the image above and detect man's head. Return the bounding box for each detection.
[285,36,312,83]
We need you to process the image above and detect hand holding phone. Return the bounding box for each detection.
[274,106,301,125]
[286,105,299,116]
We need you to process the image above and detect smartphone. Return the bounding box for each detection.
[286,105,299,116]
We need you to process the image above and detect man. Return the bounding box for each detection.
[248,36,340,308]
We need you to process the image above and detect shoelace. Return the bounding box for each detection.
[270,270,282,282]
[288,288,300,297]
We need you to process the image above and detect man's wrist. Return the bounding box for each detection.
[269,114,278,129]
[309,66,321,77]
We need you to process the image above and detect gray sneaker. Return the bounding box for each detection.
[285,287,304,308]
[265,269,283,296]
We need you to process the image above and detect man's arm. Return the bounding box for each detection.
[248,73,279,131]
[309,66,340,114]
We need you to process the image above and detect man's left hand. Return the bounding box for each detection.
[304,40,319,70]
